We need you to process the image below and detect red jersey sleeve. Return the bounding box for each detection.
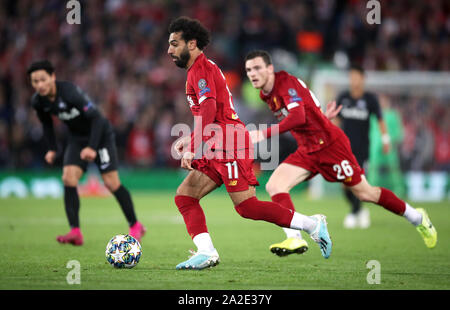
[188,66,218,153]
[263,78,307,138]
[192,68,217,105]
[263,104,306,138]
[190,98,217,153]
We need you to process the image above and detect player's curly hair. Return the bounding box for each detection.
[168,16,211,50]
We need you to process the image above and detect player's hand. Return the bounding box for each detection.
[180,151,195,170]
[44,151,57,165]
[249,130,265,144]
[325,101,342,120]
[80,147,97,162]
[174,136,191,157]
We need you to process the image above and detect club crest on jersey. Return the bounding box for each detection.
[273,97,281,110]
[356,99,367,109]
[288,88,302,103]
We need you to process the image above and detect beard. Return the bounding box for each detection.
[173,46,191,68]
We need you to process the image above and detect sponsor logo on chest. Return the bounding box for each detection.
[58,107,80,120]
[341,99,369,120]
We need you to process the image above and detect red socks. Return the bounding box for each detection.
[175,195,208,239]
[234,196,294,227]
[175,193,298,237]
[378,188,406,215]
[271,193,296,212]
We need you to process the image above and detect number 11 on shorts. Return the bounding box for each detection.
[225,161,238,179]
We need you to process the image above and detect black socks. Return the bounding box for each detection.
[64,186,80,228]
[113,185,137,227]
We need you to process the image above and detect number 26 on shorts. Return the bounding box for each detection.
[333,160,354,180]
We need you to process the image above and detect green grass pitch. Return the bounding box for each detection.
[0,191,449,290]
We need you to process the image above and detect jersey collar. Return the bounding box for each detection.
[187,52,205,73]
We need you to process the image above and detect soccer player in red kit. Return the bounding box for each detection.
[245,50,437,256]
[168,17,334,270]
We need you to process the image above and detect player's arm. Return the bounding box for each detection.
[378,119,390,153]
[372,94,390,153]
[36,109,57,151]
[324,101,342,121]
[330,94,345,127]
[182,72,218,170]
[250,104,305,144]
[263,103,305,139]
[190,99,217,153]
[69,84,105,161]
[33,102,58,164]
[182,99,216,170]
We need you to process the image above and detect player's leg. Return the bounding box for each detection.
[58,164,84,245]
[101,170,146,241]
[96,134,146,241]
[56,140,88,245]
[228,186,332,259]
[265,163,311,255]
[174,169,220,270]
[343,154,367,229]
[348,175,437,248]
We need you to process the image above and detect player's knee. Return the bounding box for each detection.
[353,190,376,203]
[175,185,188,197]
[265,181,283,196]
[104,179,120,192]
[61,173,78,187]
[176,184,199,199]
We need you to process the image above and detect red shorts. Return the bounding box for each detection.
[283,135,364,186]
[192,151,259,193]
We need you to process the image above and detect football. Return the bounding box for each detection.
[105,234,142,268]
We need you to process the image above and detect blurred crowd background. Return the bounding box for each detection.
[0,0,449,173]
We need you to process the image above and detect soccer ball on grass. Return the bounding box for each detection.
[105,234,142,268]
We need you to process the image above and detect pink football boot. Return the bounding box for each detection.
[56,227,84,246]
[129,221,146,242]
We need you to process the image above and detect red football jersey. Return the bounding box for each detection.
[186,53,250,154]
[260,71,345,153]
